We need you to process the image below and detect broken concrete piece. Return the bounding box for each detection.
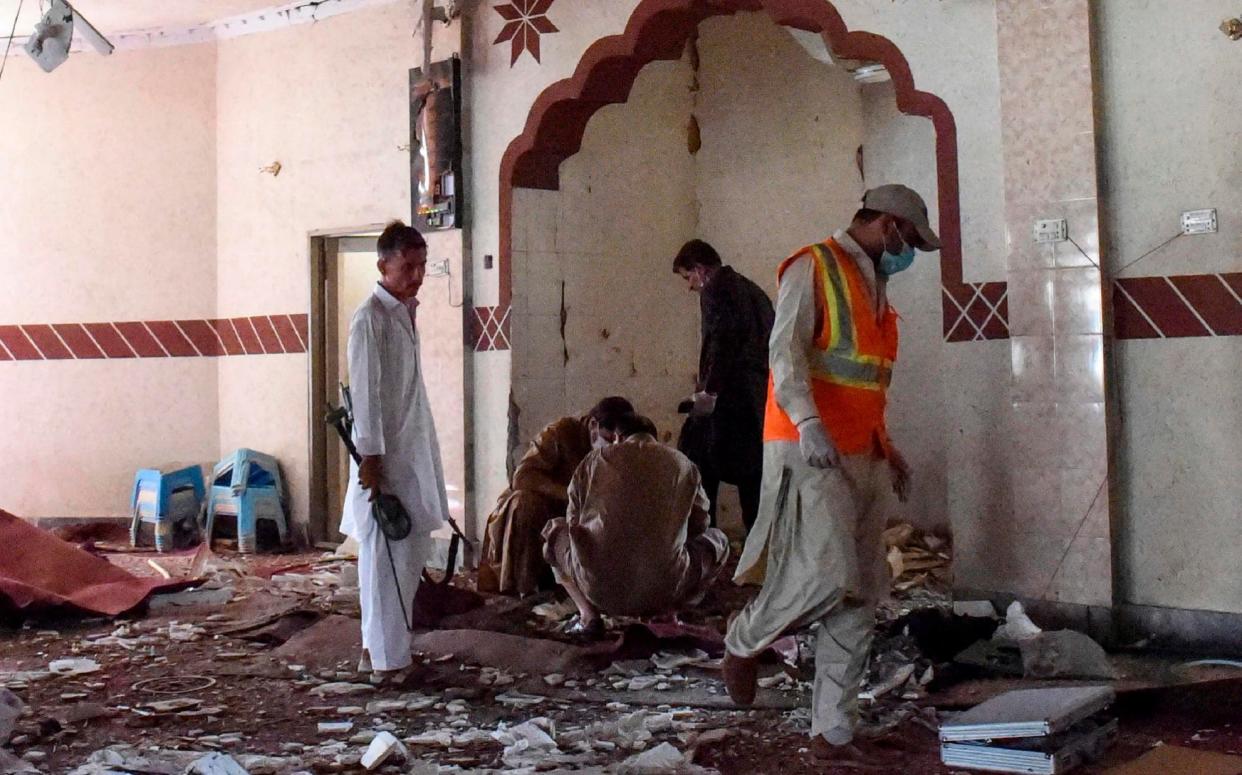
[492,718,560,769]
[650,650,709,671]
[149,587,234,611]
[0,750,39,775]
[48,658,101,676]
[318,721,354,735]
[863,663,917,701]
[405,730,454,747]
[0,688,23,743]
[993,601,1041,641]
[952,600,997,618]
[364,699,407,714]
[618,742,707,774]
[140,698,202,714]
[185,752,250,775]
[167,623,207,642]
[1020,630,1116,680]
[360,731,407,770]
[309,682,375,697]
[495,691,546,708]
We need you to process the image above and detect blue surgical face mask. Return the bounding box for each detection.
[878,224,915,277]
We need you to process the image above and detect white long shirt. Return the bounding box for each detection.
[769,230,887,428]
[339,283,450,539]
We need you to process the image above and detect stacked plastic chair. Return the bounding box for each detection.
[204,448,289,553]
[130,466,206,552]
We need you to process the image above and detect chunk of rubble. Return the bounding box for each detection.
[185,752,249,775]
[650,651,709,671]
[1020,630,1116,679]
[495,691,545,708]
[167,623,208,642]
[1,688,24,743]
[405,730,454,747]
[617,741,712,774]
[48,659,101,676]
[309,682,375,697]
[0,750,39,775]
[993,601,1042,641]
[318,721,354,735]
[360,731,407,771]
[491,718,560,769]
[139,698,202,714]
[364,699,407,714]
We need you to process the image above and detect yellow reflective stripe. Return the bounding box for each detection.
[808,352,893,389]
[811,243,854,353]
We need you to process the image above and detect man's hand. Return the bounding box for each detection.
[888,448,911,503]
[691,391,717,417]
[359,455,383,502]
[797,418,840,469]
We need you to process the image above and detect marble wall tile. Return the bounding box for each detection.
[1009,269,1056,336]
[1010,401,1060,462]
[1011,337,1056,403]
[1055,334,1106,403]
[993,0,1113,609]
[1053,267,1104,335]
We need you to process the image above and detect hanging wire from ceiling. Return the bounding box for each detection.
[0,0,27,86]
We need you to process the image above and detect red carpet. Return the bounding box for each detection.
[0,510,182,617]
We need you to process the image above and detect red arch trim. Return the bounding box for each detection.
[479,0,989,350]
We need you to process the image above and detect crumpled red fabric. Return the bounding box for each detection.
[0,509,181,617]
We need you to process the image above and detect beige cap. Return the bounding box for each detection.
[862,184,941,252]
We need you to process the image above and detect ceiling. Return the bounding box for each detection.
[0,1,282,36]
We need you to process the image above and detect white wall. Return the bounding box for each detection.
[510,54,698,449]
[860,80,946,532]
[1097,0,1242,613]
[508,13,951,532]
[0,2,466,530]
[0,43,220,518]
[469,0,1011,541]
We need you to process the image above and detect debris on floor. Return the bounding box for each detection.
[4,523,1241,774]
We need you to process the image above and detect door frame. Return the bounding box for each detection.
[306,224,388,545]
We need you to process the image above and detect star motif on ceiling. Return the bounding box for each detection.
[493,0,559,66]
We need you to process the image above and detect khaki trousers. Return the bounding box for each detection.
[726,443,889,744]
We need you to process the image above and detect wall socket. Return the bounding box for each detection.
[1033,218,1068,244]
[1181,209,1218,235]
[427,259,450,277]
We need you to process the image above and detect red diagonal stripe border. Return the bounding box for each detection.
[0,314,315,360]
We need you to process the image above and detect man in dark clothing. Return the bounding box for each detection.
[673,239,775,532]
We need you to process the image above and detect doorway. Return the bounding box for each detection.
[307,229,468,547]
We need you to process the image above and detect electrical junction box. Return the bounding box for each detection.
[1033,219,1068,244]
[1181,209,1218,235]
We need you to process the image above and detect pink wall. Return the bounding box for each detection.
[0,3,464,529]
[0,43,221,518]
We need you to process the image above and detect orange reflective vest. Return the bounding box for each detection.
[763,238,899,456]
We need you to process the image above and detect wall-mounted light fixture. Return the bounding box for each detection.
[1223,16,1242,40]
[259,161,282,176]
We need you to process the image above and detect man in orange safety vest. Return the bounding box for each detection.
[722,184,941,764]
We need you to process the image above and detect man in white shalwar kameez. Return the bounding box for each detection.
[339,220,450,677]
[721,186,940,764]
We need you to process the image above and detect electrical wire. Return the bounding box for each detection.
[1066,236,1101,271]
[0,0,27,86]
[1115,232,1184,277]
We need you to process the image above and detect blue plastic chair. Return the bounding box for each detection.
[129,466,205,552]
[204,449,289,553]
